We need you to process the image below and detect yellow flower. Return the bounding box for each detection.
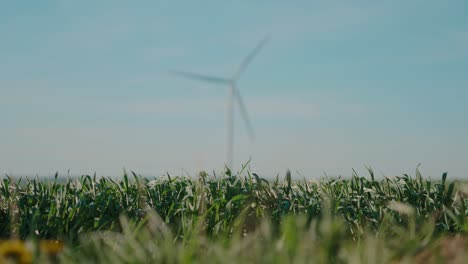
[0,240,32,264]
[39,240,64,256]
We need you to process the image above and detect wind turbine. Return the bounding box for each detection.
[171,35,269,170]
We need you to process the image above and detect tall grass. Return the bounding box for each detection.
[1,168,467,263]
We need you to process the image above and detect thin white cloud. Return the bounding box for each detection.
[107,90,369,120]
[247,96,321,119]
[121,96,322,119]
[127,98,225,115]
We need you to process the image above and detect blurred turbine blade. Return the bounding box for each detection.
[170,70,231,84]
[233,85,255,140]
[233,34,270,80]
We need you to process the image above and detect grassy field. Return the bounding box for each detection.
[1,167,467,263]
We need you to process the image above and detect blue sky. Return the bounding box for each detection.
[1,0,468,178]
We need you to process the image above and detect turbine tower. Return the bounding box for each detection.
[171,35,269,170]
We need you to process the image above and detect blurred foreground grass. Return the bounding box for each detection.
[1,168,467,263]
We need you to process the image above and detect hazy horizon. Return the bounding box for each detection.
[1,1,467,179]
